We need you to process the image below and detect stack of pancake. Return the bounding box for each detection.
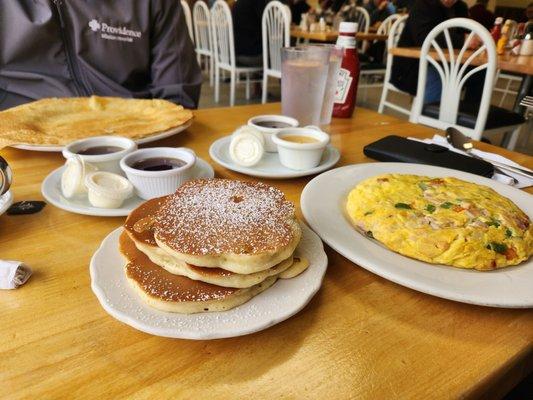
[120,179,309,313]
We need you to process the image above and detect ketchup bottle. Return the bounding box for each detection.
[491,17,503,42]
[332,22,360,118]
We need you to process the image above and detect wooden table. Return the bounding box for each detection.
[291,28,387,43]
[1,104,532,399]
[389,47,533,76]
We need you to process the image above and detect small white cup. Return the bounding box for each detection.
[63,136,137,175]
[85,171,133,209]
[120,147,196,200]
[247,115,299,153]
[272,126,330,171]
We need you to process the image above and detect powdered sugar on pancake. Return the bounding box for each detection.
[154,179,297,255]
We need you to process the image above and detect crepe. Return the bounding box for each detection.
[0,96,193,148]
[346,174,533,270]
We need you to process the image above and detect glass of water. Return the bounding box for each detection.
[308,44,343,126]
[281,46,330,126]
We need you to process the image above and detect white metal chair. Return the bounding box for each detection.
[193,1,213,86]
[355,6,370,53]
[378,14,411,116]
[410,18,524,149]
[211,0,263,106]
[359,14,402,100]
[261,1,291,104]
[180,0,194,43]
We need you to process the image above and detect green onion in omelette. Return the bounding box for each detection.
[425,204,436,213]
[394,203,412,209]
[486,242,508,254]
[440,202,453,209]
[487,219,501,228]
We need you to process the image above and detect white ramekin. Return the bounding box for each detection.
[120,147,196,200]
[247,115,299,153]
[85,171,133,208]
[272,126,330,170]
[62,136,137,175]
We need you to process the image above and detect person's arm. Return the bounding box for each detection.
[148,0,202,109]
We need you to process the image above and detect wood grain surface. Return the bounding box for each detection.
[0,103,532,399]
[291,28,387,42]
[389,47,533,76]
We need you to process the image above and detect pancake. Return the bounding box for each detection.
[152,179,302,274]
[346,174,533,270]
[124,196,296,288]
[119,232,276,313]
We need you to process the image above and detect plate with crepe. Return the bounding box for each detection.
[301,163,533,308]
[41,158,214,217]
[209,135,340,179]
[0,96,193,152]
[90,179,328,339]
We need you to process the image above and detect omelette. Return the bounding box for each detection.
[346,174,532,270]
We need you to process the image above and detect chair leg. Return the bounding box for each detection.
[214,66,220,103]
[209,56,214,87]
[505,126,522,151]
[230,71,236,107]
[499,78,512,107]
[245,73,251,101]
[262,74,268,104]
[378,86,388,114]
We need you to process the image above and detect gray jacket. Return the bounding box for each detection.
[0,0,202,110]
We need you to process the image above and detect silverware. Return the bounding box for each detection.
[445,127,533,182]
[520,96,533,108]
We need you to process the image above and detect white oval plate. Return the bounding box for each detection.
[90,223,328,339]
[0,191,13,216]
[41,157,214,217]
[209,135,340,179]
[301,162,533,308]
[13,121,192,152]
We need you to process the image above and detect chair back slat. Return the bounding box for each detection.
[180,0,194,43]
[193,1,211,54]
[410,18,497,139]
[211,0,235,68]
[262,1,290,74]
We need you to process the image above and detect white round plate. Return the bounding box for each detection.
[90,223,327,339]
[0,191,13,216]
[209,135,340,179]
[13,121,192,152]
[301,162,533,308]
[41,157,214,217]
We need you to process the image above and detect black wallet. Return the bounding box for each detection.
[363,135,494,178]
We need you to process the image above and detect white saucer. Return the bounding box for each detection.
[301,162,533,308]
[0,191,13,216]
[13,121,192,152]
[41,157,214,217]
[90,223,328,339]
[209,135,340,179]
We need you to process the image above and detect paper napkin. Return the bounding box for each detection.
[0,260,32,289]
